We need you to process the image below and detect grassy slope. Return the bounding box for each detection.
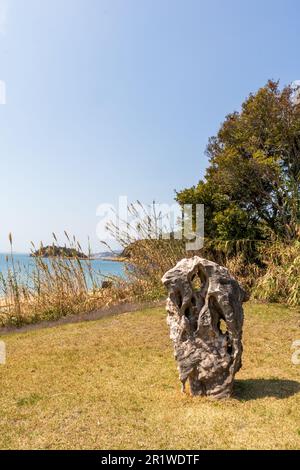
[0,303,300,450]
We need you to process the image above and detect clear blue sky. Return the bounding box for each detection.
[0,0,299,252]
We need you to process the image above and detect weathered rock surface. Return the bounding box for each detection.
[162,256,249,399]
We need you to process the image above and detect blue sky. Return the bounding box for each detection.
[0,0,299,252]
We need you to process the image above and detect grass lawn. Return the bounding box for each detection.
[0,302,300,449]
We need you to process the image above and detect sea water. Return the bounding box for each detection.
[0,253,125,288]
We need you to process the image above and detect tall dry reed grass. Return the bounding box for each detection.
[253,238,300,306]
[0,233,128,327]
[0,209,299,327]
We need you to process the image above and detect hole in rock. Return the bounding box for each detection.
[175,291,182,308]
[184,307,191,319]
[191,270,205,292]
[219,318,228,334]
[184,306,198,333]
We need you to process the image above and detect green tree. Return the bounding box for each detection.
[176,80,300,241]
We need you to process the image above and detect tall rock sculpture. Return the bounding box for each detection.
[162,256,249,399]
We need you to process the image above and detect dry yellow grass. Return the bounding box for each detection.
[0,302,299,449]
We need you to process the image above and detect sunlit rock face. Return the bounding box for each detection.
[162,257,249,399]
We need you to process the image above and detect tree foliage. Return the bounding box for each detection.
[176,80,300,241]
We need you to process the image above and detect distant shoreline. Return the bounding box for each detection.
[92,256,126,262]
[0,252,126,262]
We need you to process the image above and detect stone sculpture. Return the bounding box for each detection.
[162,256,249,399]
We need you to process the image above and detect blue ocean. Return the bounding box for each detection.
[0,253,125,287]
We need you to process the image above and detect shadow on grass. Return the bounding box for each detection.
[234,378,300,401]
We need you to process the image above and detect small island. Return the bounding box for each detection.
[31,245,88,259]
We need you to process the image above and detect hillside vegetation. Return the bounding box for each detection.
[31,245,88,259]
